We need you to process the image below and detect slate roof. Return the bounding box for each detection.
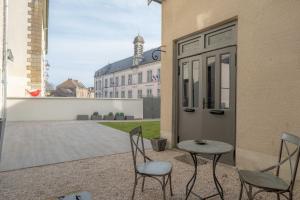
[95,48,160,77]
[55,87,75,97]
[57,79,86,89]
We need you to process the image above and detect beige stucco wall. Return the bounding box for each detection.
[161,0,300,174]
[76,87,89,98]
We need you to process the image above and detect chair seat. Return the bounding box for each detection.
[239,170,289,191]
[137,161,172,176]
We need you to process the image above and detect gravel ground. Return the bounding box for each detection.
[0,149,299,200]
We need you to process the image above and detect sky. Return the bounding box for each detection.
[47,0,161,87]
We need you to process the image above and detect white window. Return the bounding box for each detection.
[98,80,101,90]
[138,90,143,98]
[121,76,125,86]
[115,91,118,98]
[128,90,132,98]
[128,74,132,85]
[147,70,152,83]
[157,69,160,82]
[105,79,108,88]
[110,78,114,87]
[147,89,152,97]
[115,77,119,87]
[109,91,113,98]
[121,91,125,98]
[138,72,143,84]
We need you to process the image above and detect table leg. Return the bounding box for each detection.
[212,154,224,200]
[185,153,198,200]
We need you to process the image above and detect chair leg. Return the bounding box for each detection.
[289,192,293,200]
[162,176,166,200]
[239,181,243,200]
[246,185,253,200]
[132,174,138,200]
[277,193,280,200]
[169,173,173,196]
[141,176,145,192]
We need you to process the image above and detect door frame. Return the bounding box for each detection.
[173,20,238,160]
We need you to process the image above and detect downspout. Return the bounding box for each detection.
[0,0,8,160]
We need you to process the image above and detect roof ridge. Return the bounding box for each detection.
[95,47,161,76]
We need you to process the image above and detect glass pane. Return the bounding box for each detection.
[221,54,230,109]
[182,62,189,107]
[192,60,199,107]
[207,57,215,109]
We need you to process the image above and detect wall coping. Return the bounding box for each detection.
[7,97,142,101]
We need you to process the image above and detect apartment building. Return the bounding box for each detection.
[6,0,49,97]
[94,35,161,99]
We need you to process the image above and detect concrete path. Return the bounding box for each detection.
[0,121,151,171]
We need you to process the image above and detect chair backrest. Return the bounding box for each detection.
[129,126,147,171]
[277,132,300,191]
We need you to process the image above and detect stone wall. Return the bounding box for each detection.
[26,0,44,91]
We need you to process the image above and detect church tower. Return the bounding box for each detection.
[133,35,144,66]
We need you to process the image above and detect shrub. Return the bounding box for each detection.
[108,112,114,116]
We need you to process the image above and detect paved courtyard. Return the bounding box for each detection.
[0,121,151,171]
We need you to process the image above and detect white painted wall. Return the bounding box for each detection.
[7,97,143,121]
[0,0,4,116]
[6,0,47,97]
[6,0,28,97]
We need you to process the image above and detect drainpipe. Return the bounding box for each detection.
[0,0,8,160]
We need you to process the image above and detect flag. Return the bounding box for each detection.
[152,75,157,81]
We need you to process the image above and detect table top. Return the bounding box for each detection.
[58,191,91,200]
[177,140,233,155]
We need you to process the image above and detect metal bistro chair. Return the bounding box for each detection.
[129,126,173,200]
[238,132,300,200]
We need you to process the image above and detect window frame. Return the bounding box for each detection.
[147,70,153,83]
[121,75,125,86]
[128,74,132,85]
[138,72,143,84]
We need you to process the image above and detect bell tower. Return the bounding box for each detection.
[133,35,144,66]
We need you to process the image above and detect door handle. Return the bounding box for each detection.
[184,108,195,112]
[209,110,224,115]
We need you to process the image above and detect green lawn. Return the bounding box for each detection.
[99,121,160,139]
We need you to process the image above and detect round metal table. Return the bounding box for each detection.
[177,140,233,200]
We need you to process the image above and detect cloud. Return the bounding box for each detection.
[47,0,161,87]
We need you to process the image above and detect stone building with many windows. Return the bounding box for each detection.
[94,35,161,99]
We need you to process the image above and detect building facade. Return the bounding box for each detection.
[55,79,90,98]
[94,35,161,99]
[6,0,48,97]
[153,0,300,178]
